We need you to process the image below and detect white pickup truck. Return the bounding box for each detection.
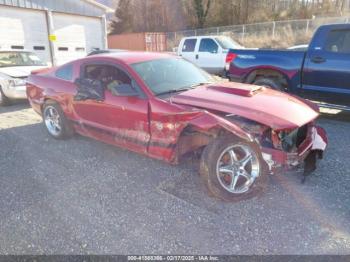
[0,50,47,106]
[177,35,244,76]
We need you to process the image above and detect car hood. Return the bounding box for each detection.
[170,82,319,130]
[0,66,47,78]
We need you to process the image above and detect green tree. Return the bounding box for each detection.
[193,0,212,28]
[109,0,133,34]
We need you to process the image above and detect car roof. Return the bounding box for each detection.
[182,35,221,39]
[86,51,176,64]
[319,23,349,30]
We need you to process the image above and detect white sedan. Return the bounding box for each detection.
[0,50,47,106]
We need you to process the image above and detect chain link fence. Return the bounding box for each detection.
[166,16,350,51]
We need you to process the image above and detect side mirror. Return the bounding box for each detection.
[109,83,139,97]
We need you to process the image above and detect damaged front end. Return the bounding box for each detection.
[225,114,328,179]
[262,124,327,174]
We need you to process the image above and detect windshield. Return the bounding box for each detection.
[131,58,214,95]
[0,52,46,67]
[215,36,244,49]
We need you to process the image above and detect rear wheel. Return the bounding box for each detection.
[0,86,11,106]
[200,136,268,201]
[43,101,74,139]
[253,78,283,92]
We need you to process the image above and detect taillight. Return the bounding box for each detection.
[225,53,237,71]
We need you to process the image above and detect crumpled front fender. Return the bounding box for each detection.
[148,106,253,162]
[186,111,253,141]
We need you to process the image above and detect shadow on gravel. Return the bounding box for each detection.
[0,101,30,114]
[320,110,350,122]
[1,108,350,253]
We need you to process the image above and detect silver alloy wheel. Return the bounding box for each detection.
[44,106,62,136]
[216,144,260,194]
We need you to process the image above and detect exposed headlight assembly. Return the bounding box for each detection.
[8,78,26,88]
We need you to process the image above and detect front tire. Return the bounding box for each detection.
[43,101,74,139]
[200,136,268,201]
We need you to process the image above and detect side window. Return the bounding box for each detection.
[83,64,134,96]
[182,39,197,52]
[325,29,350,54]
[84,65,131,84]
[34,46,45,51]
[199,38,218,53]
[11,45,24,50]
[55,64,73,81]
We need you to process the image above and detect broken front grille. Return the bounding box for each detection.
[279,124,308,152]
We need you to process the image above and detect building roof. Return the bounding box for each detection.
[0,0,113,17]
[83,0,114,13]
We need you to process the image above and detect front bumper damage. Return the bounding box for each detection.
[261,126,328,179]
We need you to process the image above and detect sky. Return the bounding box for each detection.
[95,0,118,8]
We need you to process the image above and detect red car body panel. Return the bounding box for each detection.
[26,52,327,172]
[171,82,319,130]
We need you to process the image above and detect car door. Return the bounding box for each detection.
[72,62,150,153]
[179,38,197,65]
[302,28,350,106]
[196,38,223,75]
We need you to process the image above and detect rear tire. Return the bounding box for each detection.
[0,86,11,106]
[253,78,284,92]
[43,101,74,139]
[200,135,268,201]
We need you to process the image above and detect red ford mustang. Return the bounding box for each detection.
[26,52,328,201]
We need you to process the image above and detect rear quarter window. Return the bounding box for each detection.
[55,64,73,81]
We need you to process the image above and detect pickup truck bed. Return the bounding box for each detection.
[227,24,350,109]
[227,49,305,93]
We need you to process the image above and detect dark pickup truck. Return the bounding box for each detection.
[226,24,350,110]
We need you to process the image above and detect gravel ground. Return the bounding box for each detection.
[0,102,349,255]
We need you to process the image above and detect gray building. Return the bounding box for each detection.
[0,0,113,65]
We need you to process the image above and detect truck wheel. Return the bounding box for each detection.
[200,135,268,201]
[43,101,74,139]
[0,86,11,106]
[253,78,283,92]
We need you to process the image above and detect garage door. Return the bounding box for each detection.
[52,13,104,65]
[0,6,51,65]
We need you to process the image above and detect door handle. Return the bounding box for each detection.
[195,54,199,59]
[311,56,326,63]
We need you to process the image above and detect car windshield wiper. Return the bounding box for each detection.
[155,86,195,96]
[155,82,213,96]
[189,82,213,88]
